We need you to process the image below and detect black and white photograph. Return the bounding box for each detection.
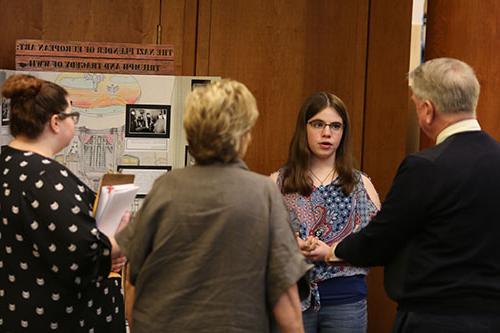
[184,145,196,167]
[125,104,171,138]
[191,79,212,91]
[1,97,10,126]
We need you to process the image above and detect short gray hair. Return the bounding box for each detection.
[409,58,480,115]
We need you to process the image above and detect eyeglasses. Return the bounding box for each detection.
[307,119,343,131]
[57,111,80,124]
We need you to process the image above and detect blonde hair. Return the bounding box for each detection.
[183,79,259,164]
[409,58,480,115]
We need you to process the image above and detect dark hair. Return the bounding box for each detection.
[282,92,355,196]
[1,74,69,139]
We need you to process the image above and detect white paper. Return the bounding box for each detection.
[125,138,168,150]
[95,184,139,236]
[118,167,169,196]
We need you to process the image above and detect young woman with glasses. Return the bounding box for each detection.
[271,92,380,333]
[0,74,128,332]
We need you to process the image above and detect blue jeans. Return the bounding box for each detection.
[303,299,367,333]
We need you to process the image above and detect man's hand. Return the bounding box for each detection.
[324,242,342,263]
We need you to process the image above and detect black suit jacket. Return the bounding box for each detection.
[336,131,500,314]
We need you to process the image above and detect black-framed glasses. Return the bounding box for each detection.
[307,119,343,131]
[57,112,80,124]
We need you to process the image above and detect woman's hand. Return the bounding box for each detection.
[109,210,131,271]
[111,255,127,273]
[109,236,127,272]
[296,234,318,256]
[116,210,132,234]
[296,235,331,261]
[306,239,331,262]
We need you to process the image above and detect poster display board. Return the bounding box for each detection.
[0,69,218,192]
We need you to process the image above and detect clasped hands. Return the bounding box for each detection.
[296,234,342,263]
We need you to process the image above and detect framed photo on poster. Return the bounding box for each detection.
[184,145,196,167]
[125,104,171,138]
[1,97,10,126]
[117,165,171,197]
[191,79,212,91]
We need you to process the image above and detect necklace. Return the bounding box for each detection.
[309,167,336,187]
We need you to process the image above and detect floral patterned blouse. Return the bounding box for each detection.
[278,168,378,310]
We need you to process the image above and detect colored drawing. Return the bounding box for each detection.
[55,73,141,109]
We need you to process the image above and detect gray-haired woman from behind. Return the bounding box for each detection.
[117,79,311,333]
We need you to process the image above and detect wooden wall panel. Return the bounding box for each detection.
[0,0,195,75]
[40,0,158,43]
[362,0,413,332]
[421,0,500,148]
[195,0,370,175]
[363,0,413,198]
[161,0,199,75]
[0,0,43,69]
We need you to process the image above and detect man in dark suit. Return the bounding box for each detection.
[326,58,500,332]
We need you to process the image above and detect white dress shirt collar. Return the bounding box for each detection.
[436,119,481,145]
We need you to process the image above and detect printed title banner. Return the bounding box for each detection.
[15,39,175,75]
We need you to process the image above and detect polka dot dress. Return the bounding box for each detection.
[0,146,125,332]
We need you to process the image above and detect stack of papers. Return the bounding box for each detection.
[94,177,139,236]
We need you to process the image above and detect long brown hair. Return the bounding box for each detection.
[281,92,355,196]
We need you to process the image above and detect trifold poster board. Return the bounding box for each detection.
[0,70,218,196]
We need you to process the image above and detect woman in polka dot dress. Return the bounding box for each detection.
[0,74,127,332]
[271,92,381,333]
